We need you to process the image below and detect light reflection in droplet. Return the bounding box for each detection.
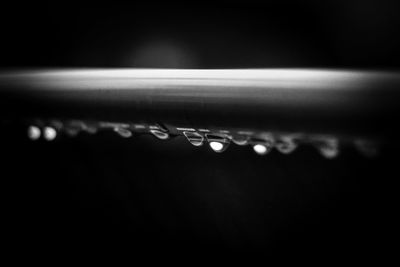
[43,126,57,141]
[209,141,225,152]
[114,127,132,138]
[206,133,230,153]
[150,129,169,140]
[183,131,204,146]
[27,126,41,140]
[253,144,269,155]
[318,138,339,159]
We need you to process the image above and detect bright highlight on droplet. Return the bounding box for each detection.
[150,129,169,140]
[318,139,339,159]
[253,144,268,155]
[183,131,204,146]
[27,126,41,140]
[43,126,57,141]
[320,146,338,159]
[114,127,132,138]
[209,141,224,152]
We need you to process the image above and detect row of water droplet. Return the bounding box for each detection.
[188,131,379,158]
[183,131,344,158]
[27,120,169,141]
[26,121,378,159]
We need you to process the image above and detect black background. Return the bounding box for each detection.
[1,0,399,256]
[1,0,400,69]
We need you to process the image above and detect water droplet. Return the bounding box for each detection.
[150,129,169,140]
[79,121,97,134]
[210,141,229,153]
[275,136,297,154]
[27,126,41,140]
[43,126,57,141]
[318,138,339,159]
[354,139,379,158]
[206,134,230,153]
[153,123,168,132]
[65,127,80,137]
[231,135,249,146]
[114,127,132,138]
[183,131,204,146]
[84,125,98,134]
[64,120,85,137]
[253,144,271,155]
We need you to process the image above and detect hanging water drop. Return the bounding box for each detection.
[81,121,97,134]
[64,120,84,137]
[318,138,339,159]
[27,125,41,140]
[354,139,379,158]
[43,126,57,141]
[150,129,169,140]
[209,141,230,153]
[253,144,270,155]
[183,131,204,146]
[206,134,230,153]
[231,135,249,146]
[275,136,297,154]
[84,125,98,134]
[65,127,80,137]
[114,127,132,138]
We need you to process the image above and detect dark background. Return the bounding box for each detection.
[1,0,400,69]
[1,0,399,256]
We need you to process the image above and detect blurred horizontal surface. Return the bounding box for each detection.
[1,69,400,137]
